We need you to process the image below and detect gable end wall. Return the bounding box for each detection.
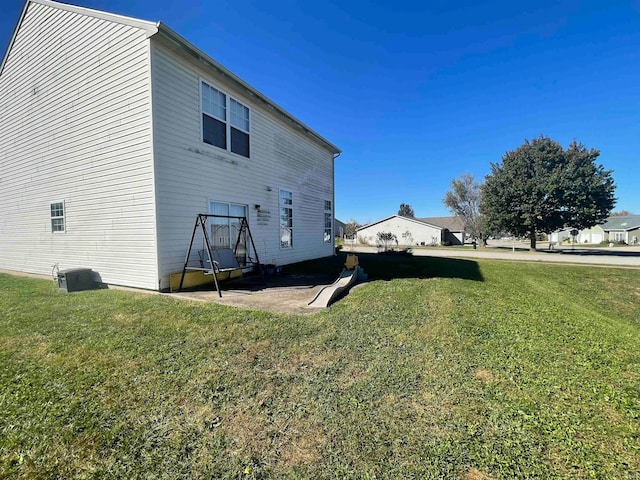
[358,218,443,246]
[0,2,158,289]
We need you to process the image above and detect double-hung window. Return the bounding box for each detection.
[201,81,250,158]
[50,202,65,233]
[230,99,250,157]
[280,190,293,248]
[324,200,332,243]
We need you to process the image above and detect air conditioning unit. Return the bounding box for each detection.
[58,268,97,292]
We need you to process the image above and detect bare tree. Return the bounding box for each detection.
[443,173,486,246]
[376,231,397,251]
[345,219,360,239]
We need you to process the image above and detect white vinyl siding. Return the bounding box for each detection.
[0,2,157,289]
[151,42,335,288]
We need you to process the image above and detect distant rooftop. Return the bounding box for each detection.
[417,216,465,232]
[602,215,640,231]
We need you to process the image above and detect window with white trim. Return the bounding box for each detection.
[280,190,293,248]
[201,80,250,158]
[50,202,65,233]
[324,200,332,243]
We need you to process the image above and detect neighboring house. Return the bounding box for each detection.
[549,215,640,245]
[334,219,346,239]
[549,225,605,244]
[418,216,466,245]
[357,215,465,246]
[602,215,640,245]
[0,0,340,290]
[577,225,606,244]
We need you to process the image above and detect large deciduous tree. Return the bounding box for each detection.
[398,203,415,217]
[443,173,486,246]
[481,136,616,250]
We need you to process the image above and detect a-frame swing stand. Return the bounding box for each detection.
[178,213,262,297]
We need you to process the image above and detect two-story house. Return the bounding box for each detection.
[0,0,340,290]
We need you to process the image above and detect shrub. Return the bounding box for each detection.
[376,232,398,252]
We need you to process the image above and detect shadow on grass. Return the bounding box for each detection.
[286,252,484,282]
[177,252,483,295]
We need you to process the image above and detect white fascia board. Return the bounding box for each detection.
[357,215,397,231]
[154,23,341,156]
[357,215,443,232]
[30,0,159,36]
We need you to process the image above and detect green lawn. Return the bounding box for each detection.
[1,256,639,479]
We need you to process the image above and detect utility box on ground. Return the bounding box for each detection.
[58,268,97,292]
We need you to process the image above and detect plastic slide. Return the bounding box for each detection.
[307,267,361,308]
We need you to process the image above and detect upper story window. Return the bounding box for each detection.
[50,201,65,233]
[201,83,227,150]
[201,81,250,158]
[230,99,250,157]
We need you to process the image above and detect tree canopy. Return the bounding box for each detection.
[443,173,486,245]
[481,136,616,249]
[398,203,415,217]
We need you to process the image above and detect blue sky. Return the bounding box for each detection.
[2,0,639,224]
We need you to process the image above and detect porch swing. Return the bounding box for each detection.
[175,213,262,296]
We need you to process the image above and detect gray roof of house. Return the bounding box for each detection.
[602,215,640,231]
[417,216,465,232]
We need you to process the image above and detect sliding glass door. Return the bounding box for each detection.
[209,201,248,265]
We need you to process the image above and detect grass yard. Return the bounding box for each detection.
[1,255,639,479]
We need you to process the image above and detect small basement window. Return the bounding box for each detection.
[51,202,65,233]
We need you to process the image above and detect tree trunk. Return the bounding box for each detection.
[529,232,537,250]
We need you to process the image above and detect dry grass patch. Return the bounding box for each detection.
[336,363,371,388]
[473,368,496,384]
[464,467,495,480]
[222,406,326,468]
[278,425,326,467]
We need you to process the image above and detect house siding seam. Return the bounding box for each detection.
[150,42,335,289]
[0,2,158,289]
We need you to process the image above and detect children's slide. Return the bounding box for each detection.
[307,267,361,308]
